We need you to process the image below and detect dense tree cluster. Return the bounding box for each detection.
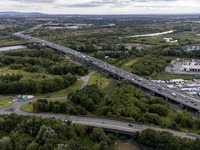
[100,81,200,132]
[33,99,88,115]
[134,129,200,150]
[101,81,168,123]
[0,48,90,94]
[0,74,23,83]
[0,48,88,76]
[0,114,112,150]
[69,85,104,112]
[131,55,171,76]
[0,74,77,94]
[34,85,105,114]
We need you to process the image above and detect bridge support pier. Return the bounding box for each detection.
[165,97,168,102]
[179,103,183,109]
[197,111,200,117]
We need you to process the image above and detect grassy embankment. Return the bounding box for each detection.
[0,97,13,109]
[88,71,117,95]
[0,38,26,47]
[21,79,84,112]
[22,72,116,112]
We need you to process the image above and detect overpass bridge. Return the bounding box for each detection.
[12,32,200,115]
[66,115,199,140]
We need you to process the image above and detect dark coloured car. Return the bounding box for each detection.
[129,124,133,127]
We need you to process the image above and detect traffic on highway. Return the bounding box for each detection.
[13,32,200,113]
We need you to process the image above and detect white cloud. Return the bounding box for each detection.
[0,0,200,14]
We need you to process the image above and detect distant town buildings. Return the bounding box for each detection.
[163,37,178,43]
[46,23,93,30]
[184,44,200,51]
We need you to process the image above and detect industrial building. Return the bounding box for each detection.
[181,62,200,72]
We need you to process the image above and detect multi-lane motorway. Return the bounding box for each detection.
[0,32,199,139]
[13,32,200,113]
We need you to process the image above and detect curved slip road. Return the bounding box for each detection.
[1,99,200,140]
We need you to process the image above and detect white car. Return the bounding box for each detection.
[182,95,186,98]
[171,93,176,96]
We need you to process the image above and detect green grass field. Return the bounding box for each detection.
[0,67,50,78]
[36,79,84,98]
[88,72,117,96]
[153,72,197,80]
[21,101,34,112]
[0,38,26,47]
[121,58,139,72]
[88,73,98,85]
[0,97,13,109]
[126,30,200,45]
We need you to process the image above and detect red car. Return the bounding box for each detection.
[174,96,177,98]
[190,101,194,103]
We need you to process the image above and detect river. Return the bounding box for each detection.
[120,30,174,38]
[0,45,27,51]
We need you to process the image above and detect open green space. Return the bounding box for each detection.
[153,72,197,80]
[0,38,26,47]
[126,30,200,45]
[0,97,13,109]
[0,67,50,78]
[121,57,140,72]
[88,73,98,85]
[114,142,148,150]
[21,101,34,112]
[88,72,117,95]
[36,79,84,98]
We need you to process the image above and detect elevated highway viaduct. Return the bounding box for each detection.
[12,32,200,115]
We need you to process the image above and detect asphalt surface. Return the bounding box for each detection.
[67,116,200,140]
[12,32,200,112]
[80,71,95,89]
[1,100,199,140]
[0,29,197,140]
[0,73,199,140]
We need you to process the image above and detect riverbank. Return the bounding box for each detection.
[0,45,27,51]
[119,30,174,39]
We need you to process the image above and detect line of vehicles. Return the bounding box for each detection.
[12,32,200,112]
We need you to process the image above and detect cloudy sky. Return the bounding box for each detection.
[0,0,200,14]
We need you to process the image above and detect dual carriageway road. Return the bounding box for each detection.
[5,31,200,140]
[13,32,200,112]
